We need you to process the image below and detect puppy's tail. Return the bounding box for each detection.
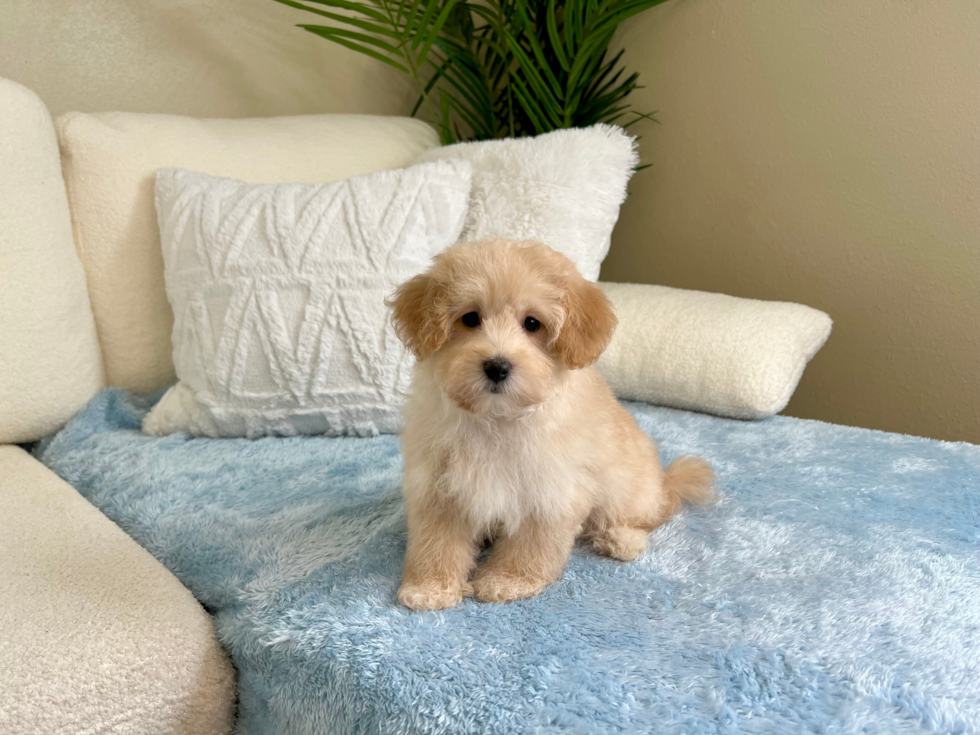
[660,455,715,520]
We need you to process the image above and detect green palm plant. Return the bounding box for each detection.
[273,0,668,144]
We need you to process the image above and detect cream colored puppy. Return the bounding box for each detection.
[389,239,713,610]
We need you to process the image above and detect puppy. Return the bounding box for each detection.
[388,239,713,610]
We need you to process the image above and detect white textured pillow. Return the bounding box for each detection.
[143,161,472,438]
[596,282,832,419]
[57,112,440,393]
[414,125,637,281]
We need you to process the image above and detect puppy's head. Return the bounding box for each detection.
[388,239,617,417]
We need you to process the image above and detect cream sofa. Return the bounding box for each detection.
[0,73,833,733]
[0,74,446,735]
[0,80,237,735]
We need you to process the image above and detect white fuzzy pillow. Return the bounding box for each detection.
[414,125,637,281]
[596,283,833,419]
[143,161,472,438]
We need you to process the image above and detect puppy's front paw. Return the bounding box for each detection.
[472,570,548,603]
[398,582,467,611]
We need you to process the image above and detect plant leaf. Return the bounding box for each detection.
[299,26,410,72]
[275,0,391,25]
[278,2,403,39]
[281,0,663,145]
[299,24,404,54]
[415,0,462,67]
[545,0,569,72]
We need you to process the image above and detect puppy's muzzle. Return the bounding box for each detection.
[483,357,511,387]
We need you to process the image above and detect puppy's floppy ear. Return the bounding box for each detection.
[387,269,452,360]
[555,273,618,369]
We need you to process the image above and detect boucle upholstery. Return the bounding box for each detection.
[0,77,103,443]
[597,282,831,419]
[0,446,235,735]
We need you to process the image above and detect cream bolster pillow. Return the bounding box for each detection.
[596,282,832,419]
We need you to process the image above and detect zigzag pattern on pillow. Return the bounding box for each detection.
[146,161,472,437]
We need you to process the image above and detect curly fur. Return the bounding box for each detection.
[388,239,714,609]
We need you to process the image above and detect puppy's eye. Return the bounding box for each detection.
[461,311,480,328]
[523,316,541,333]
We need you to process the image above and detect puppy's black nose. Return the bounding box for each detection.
[483,357,511,384]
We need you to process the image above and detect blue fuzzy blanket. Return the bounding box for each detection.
[37,390,979,734]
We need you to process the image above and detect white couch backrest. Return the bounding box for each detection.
[0,78,104,443]
[56,112,440,393]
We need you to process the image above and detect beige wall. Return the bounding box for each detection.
[2,0,977,442]
[604,0,980,443]
[0,0,413,118]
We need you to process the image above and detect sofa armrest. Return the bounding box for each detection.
[0,446,235,735]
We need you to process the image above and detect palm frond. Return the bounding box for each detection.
[273,0,666,147]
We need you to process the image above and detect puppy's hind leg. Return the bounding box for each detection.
[472,513,582,603]
[623,454,715,532]
[591,525,649,561]
[590,455,714,561]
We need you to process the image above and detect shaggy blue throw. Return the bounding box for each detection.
[37,390,979,734]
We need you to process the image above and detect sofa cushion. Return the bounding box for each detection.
[0,78,104,443]
[56,111,440,393]
[0,446,235,735]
